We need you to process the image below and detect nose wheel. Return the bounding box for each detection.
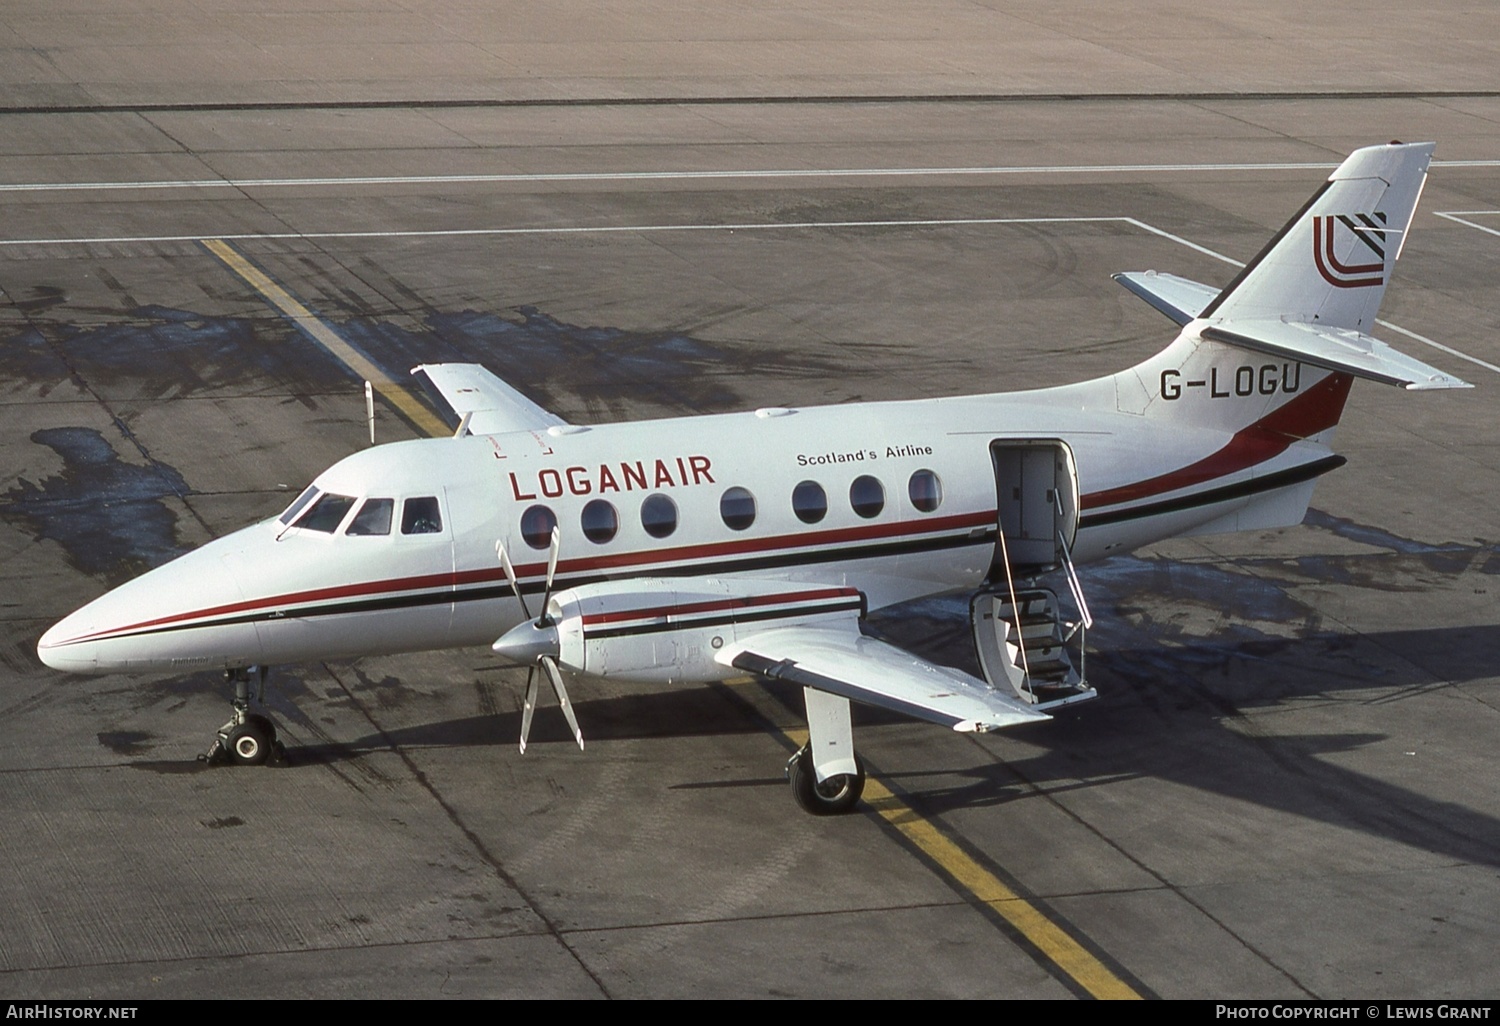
[200,667,285,767]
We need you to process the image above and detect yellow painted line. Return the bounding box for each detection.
[781,727,1138,998]
[861,778,1141,1000]
[201,238,449,438]
[203,234,1136,997]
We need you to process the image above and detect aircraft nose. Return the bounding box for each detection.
[37,533,265,675]
[36,611,95,672]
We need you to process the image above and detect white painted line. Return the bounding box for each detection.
[6,209,1494,379]
[1434,211,1500,238]
[3,159,1493,195]
[1120,217,1242,267]
[0,215,1131,248]
[0,163,1353,193]
[1374,319,1500,376]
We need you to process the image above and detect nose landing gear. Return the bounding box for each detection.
[200,666,285,766]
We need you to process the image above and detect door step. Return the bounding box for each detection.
[971,587,1096,710]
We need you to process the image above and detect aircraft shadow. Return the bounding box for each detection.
[877,622,1500,870]
[144,620,1500,872]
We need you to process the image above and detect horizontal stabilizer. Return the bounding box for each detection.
[1113,271,1220,326]
[1201,320,1471,390]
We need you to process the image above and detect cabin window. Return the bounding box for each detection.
[581,499,618,544]
[792,480,827,524]
[719,487,756,531]
[520,505,557,549]
[401,496,443,535]
[279,485,320,525]
[346,497,394,536]
[296,493,356,533]
[641,494,678,539]
[849,476,885,519]
[908,470,942,513]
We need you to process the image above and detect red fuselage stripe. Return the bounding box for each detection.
[60,515,988,644]
[1081,373,1352,510]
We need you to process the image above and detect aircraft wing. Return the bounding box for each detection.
[412,363,568,435]
[717,625,1050,732]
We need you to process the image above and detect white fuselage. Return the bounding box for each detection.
[36,371,1340,676]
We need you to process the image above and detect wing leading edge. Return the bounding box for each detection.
[412,363,568,435]
[718,625,1049,732]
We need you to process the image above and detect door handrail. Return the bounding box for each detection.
[1052,490,1093,629]
[994,527,1032,691]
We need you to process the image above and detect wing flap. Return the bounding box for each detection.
[719,626,1049,731]
[412,363,568,435]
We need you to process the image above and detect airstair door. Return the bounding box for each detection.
[978,439,1094,710]
[990,440,1078,577]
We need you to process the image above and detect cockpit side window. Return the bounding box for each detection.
[279,485,320,525]
[295,493,356,533]
[346,498,394,536]
[401,496,443,535]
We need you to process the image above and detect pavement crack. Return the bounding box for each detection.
[320,662,614,998]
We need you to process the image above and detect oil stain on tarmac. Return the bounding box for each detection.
[3,426,190,582]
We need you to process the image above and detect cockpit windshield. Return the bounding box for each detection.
[279,488,440,539]
[346,498,394,536]
[294,493,357,533]
[278,485,320,525]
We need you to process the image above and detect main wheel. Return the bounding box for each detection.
[788,747,865,816]
[225,716,275,767]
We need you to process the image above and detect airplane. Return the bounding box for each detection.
[37,142,1469,814]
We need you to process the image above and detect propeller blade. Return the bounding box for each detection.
[519,665,540,754]
[537,525,561,626]
[541,656,584,751]
[495,540,531,621]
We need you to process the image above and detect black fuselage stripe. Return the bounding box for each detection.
[1078,456,1345,529]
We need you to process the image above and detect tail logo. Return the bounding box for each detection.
[1312,211,1387,289]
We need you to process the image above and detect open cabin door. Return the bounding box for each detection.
[989,440,1078,576]
[974,440,1095,711]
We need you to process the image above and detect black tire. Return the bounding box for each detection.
[225,717,274,767]
[243,713,276,740]
[788,747,865,816]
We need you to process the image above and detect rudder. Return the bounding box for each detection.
[1201,141,1433,332]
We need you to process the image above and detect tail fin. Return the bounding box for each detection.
[1111,141,1468,439]
[1201,141,1434,332]
[1079,143,1467,540]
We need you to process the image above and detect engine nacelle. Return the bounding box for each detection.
[546,577,864,684]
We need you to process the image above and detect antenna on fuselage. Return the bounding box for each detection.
[364,381,375,446]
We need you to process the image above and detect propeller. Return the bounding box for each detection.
[493,530,584,754]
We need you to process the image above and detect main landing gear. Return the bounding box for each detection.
[787,687,867,815]
[200,666,285,767]
[787,744,866,815]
